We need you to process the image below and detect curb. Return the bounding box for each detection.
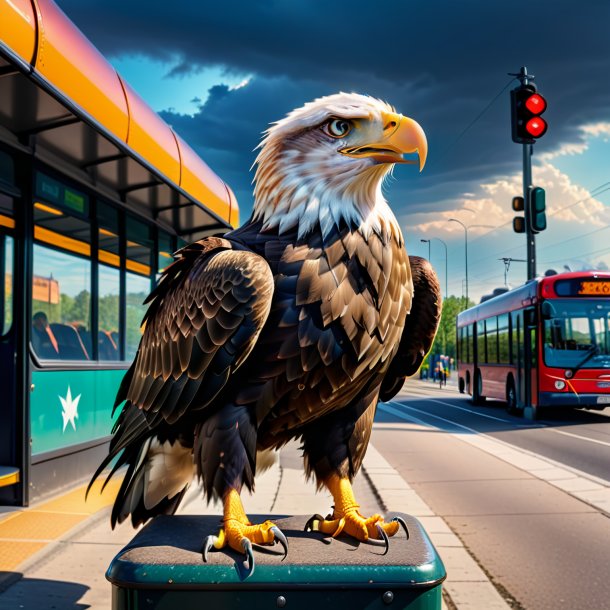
[363,442,512,610]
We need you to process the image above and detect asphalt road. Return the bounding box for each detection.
[372,379,610,610]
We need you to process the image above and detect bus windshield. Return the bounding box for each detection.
[543,299,610,369]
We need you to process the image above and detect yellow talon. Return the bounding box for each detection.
[202,489,288,576]
[310,475,401,543]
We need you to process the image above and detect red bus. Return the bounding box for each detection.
[456,271,610,419]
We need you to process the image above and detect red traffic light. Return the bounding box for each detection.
[525,93,547,114]
[511,85,548,144]
[526,117,548,138]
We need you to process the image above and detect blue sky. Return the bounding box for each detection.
[58,0,610,304]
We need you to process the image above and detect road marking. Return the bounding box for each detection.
[550,428,610,448]
[427,398,515,423]
[386,400,485,435]
[379,400,610,515]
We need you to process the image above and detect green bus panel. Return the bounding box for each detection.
[30,368,127,455]
[107,514,446,610]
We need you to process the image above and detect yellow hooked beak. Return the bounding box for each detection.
[340,111,428,171]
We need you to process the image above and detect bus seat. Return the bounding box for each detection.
[76,327,93,358]
[50,323,90,360]
[98,330,119,360]
[31,319,60,359]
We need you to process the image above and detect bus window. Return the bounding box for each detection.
[498,313,510,364]
[32,207,91,361]
[125,217,152,361]
[98,202,121,361]
[477,321,487,363]
[487,316,498,363]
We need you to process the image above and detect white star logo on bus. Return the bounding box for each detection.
[60,386,81,432]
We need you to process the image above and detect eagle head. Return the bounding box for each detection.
[252,92,427,239]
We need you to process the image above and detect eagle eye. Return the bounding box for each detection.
[324,119,352,138]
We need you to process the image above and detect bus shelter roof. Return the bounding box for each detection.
[0,0,239,240]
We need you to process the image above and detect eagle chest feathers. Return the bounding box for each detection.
[243,227,413,441]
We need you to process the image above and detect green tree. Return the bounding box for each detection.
[430,295,474,360]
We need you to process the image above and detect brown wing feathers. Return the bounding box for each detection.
[379,255,442,402]
[128,244,274,424]
[89,237,274,504]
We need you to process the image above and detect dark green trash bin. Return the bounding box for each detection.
[107,513,446,610]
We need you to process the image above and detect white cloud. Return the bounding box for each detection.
[404,161,609,238]
[581,122,610,139]
[541,121,610,161]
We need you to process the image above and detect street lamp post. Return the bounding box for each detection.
[420,238,431,261]
[448,220,494,303]
[433,237,448,300]
[448,218,468,302]
[422,237,448,299]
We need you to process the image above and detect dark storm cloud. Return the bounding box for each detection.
[57,0,610,220]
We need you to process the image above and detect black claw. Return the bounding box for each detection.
[392,516,410,540]
[304,514,325,532]
[270,526,288,561]
[202,535,215,563]
[377,523,390,555]
[241,538,255,579]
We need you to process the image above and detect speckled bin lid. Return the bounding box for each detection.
[106,513,446,589]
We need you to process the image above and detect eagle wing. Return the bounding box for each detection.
[89,237,274,503]
[121,237,274,424]
[379,255,442,402]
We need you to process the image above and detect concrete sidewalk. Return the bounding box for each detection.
[0,436,504,609]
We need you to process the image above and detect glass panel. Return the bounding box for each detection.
[35,172,89,217]
[158,231,174,275]
[126,216,152,277]
[1,235,13,336]
[125,216,152,361]
[477,322,486,363]
[0,193,14,336]
[99,265,120,360]
[0,149,15,188]
[97,202,121,360]
[487,317,498,363]
[125,271,149,361]
[543,299,610,369]
[498,313,510,364]
[32,243,91,360]
[98,202,120,269]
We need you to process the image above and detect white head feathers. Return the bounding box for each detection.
[251,92,408,243]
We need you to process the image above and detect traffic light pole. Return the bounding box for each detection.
[523,143,536,279]
[512,65,537,280]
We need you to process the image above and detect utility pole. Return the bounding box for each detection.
[499,257,527,287]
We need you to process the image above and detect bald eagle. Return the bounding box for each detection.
[90,92,441,574]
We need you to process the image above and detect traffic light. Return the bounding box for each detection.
[529,186,546,233]
[512,195,525,233]
[511,84,548,144]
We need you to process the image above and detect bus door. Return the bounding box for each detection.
[513,309,536,408]
[513,308,538,407]
[513,311,525,406]
[523,307,538,407]
[0,175,20,503]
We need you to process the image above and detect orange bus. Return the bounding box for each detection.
[0,0,238,505]
[457,271,610,419]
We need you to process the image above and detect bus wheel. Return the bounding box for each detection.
[459,377,465,394]
[506,377,519,415]
[472,371,486,405]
